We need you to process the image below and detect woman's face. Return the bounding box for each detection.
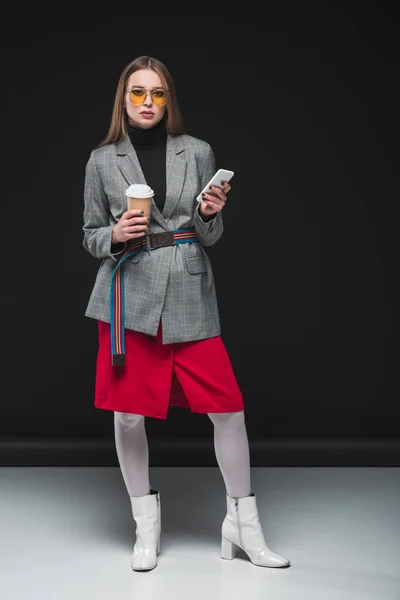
[125,69,167,129]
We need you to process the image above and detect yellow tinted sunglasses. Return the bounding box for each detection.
[127,88,168,107]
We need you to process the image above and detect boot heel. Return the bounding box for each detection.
[221,536,238,560]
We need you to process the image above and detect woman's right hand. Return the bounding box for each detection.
[112,210,150,243]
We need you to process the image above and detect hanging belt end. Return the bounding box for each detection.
[112,353,126,367]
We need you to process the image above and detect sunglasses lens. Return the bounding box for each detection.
[152,91,166,106]
[129,90,145,105]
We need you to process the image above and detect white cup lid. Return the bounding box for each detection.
[125,184,154,198]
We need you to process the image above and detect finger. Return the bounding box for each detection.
[126,232,149,241]
[202,192,225,205]
[209,185,227,201]
[204,200,223,212]
[125,224,149,233]
[220,181,231,193]
[125,209,148,218]
[125,216,150,225]
[202,191,223,202]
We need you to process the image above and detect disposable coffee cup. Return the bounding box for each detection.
[125,184,154,217]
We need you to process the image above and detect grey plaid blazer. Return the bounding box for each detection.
[82,133,224,344]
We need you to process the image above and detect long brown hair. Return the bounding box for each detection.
[97,56,185,147]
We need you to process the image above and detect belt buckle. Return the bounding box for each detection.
[147,231,175,250]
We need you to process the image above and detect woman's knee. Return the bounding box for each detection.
[114,411,145,431]
[207,410,245,429]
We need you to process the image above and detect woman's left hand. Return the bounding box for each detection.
[199,181,231,218]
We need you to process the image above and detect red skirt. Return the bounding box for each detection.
[94,320,244,419]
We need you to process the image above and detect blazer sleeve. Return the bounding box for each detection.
[82,151,127,261]
[192,143,224,247]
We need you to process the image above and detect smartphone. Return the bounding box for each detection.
[196,168,235,202]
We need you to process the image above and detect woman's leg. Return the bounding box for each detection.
[114,411,151,497]
[207,410,252,498]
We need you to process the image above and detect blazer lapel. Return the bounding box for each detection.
[162,134,187,223]
[116,136,169,230]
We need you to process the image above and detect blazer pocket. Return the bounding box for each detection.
[186,256,207,274]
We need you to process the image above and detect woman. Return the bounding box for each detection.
[82,55,290,572]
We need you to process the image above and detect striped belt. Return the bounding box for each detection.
[110,227,197,366]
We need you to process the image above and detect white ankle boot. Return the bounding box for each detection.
[221,492,290,568]
[130,488,161,571]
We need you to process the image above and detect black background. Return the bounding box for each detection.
[2,2,399,459]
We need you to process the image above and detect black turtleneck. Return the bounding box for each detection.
[127,118,167,213]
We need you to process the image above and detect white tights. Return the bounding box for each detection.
[114,410,252,499]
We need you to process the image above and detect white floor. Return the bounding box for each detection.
[0,466,399,600]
